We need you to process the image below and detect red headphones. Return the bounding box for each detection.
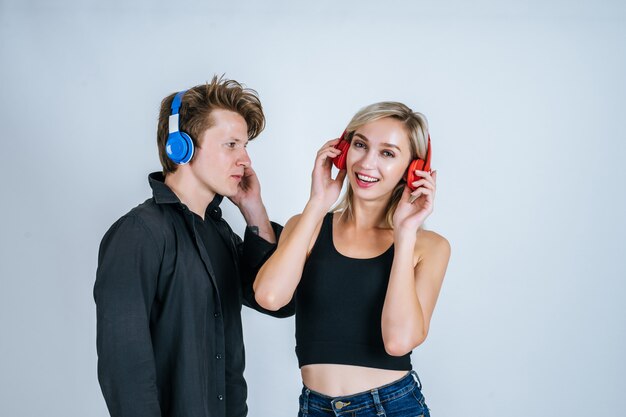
[332,130,432,191]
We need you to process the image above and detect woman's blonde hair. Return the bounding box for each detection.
[333,102,429,228]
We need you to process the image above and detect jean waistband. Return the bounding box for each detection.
[300,370,422,415]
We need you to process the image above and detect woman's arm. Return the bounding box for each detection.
[381,169,450,356]
[381,231,450,356]
[253,139,347,311]
[253,203,325,310]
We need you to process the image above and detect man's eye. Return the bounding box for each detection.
[226,142,236,148]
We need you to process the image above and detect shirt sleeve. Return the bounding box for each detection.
[93,215,162,417]
[238,221,296,318]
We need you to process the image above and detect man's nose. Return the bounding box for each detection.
[238,148,251,167]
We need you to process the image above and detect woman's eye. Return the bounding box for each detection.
[353,141,365,148]
[382,150,395,158]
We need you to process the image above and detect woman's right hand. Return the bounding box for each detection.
[309,138,347,211]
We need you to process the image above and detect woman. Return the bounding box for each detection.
[254,102,450,416]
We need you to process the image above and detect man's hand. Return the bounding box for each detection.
[229,166,262,210]
[228,166,276,243]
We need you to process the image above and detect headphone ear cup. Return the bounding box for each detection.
[332,139,350,170]
[166,131,194,165]
[406,136,432,191]
[405,159,426,191]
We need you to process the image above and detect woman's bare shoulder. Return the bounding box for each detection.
[415,229,451,261]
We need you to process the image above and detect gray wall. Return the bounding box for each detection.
[1,1,625,416]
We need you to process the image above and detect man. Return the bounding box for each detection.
[94,76,293,417]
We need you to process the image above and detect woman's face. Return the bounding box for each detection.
[346,117,412,202]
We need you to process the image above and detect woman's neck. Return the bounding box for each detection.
[346,197,390,230]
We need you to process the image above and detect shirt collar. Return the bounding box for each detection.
[148,172,224,217]
[149,172,180,204]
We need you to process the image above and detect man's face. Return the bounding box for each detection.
[189,109,251,197]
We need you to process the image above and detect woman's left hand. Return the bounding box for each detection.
[392,170,437,237]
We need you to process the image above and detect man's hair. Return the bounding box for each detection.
[157,75,265,174]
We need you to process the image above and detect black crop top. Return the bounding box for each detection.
[295,212,412,371]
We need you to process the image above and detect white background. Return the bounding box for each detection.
[1,1,625,416]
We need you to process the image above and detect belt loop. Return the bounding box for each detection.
[370,389,386,416]
[302,388,310,414]
[411,370,422,390]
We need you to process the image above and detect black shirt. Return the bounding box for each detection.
[295,212,412,371]
[194,213,245,417]
[94,172,294,417]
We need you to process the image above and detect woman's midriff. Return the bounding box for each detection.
[300,364,408,397]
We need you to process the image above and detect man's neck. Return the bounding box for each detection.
[164,170,216,220]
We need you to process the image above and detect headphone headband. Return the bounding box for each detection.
[166,89,194,164]
[168,90,186,135]
[171,90,187,114]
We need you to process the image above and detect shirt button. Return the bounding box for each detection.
[216,354,222,359]
[214,312,220,318]
[217,395,224,401]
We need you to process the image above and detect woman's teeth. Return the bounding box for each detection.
[356,173,379,183]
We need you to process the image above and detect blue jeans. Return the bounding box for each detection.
[298,370,431,417]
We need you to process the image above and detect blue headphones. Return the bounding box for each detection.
[166,90,194,164]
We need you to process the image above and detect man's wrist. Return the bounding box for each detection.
[247,221,276,244]
[238,200,266,223]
